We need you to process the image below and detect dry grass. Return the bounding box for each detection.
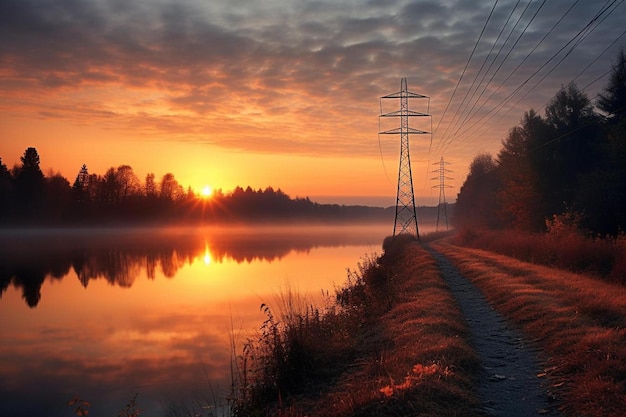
[232,236,482,416]
[313,238,481,417]
[456,227,626,282]
[433,240,626,417]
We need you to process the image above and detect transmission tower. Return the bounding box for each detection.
[431,157,453,231]
[380,78,431,241]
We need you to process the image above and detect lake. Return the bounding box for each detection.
[0,225,400,416]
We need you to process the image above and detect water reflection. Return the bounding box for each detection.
[0,226,387,307]
[0,225,389,416]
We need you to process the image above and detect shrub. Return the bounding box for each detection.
[231,255,386,416]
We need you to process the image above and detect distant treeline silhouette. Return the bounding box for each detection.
[0,150,396,225]
[454,50,626,236]
[0,227,391,307]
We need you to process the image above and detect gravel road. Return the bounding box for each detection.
[425,245,562,417]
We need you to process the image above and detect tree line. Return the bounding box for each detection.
[2,228,389,307]
[454,50,626,236]
[0,150,390,225]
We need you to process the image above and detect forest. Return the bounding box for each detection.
[0,150,393,225]
[454,50,626,237]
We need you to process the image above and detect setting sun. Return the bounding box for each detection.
[201,185,213,198]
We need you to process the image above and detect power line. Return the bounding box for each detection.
[572,27,626,85]
[445,0,624,155]
[440,0,534,153]
[438,0,523,151]
[457,54,623,161]
[432,0,500,144]
[436,0,578,156]
[480,0,623,144]
[456,63,619,160]
[446,0,547,150]
[527,100,626,153]
[454,0,580,143]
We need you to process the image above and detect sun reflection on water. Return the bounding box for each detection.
[203,242,212,265]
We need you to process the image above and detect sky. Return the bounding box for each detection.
[1,0,625,206]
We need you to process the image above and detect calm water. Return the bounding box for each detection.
[0,225,396,417]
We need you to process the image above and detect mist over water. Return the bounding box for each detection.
[0,224,448,416]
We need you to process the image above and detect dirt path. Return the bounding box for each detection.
[425,245,561,416]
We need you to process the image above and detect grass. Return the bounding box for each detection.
[433,239,626,417]
[230,234,482,416]
[456,227,626,282]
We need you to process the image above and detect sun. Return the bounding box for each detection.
[201,185,213,198]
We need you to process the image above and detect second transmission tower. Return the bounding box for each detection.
[432,156,453,231]
[380,78,431,240]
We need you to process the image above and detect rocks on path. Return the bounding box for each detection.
[425,245,561,417]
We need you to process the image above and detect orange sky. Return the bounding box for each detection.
[1,0,625,206]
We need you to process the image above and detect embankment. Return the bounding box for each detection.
[233,236,626,416]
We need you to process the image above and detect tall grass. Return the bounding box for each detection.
[230,235,482,416]
[230,257,379,416]
[456,226,626,283]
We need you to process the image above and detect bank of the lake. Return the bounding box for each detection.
[231,235,482,417]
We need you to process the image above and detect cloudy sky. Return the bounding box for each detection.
[1,0,625,205]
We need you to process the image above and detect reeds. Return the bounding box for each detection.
[231,236,482,416]
[231,284,363,416]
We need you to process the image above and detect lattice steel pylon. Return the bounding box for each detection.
[431,157,453,231]
[379,78,431,241]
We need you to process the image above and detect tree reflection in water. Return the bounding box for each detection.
[0,226,385,307]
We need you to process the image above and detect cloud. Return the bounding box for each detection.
[1,0,625,158]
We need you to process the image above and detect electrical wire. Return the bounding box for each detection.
[584,68,615,93]
[432,0,500,147]
[448,0,580,149]
[445,0,623,155]
[446,0,546,150]
[439,0,525,152]
[378,97,393,185]
[443,0,599,152]
[458,49,622,160]
[493,0,623,131]
[573,28,626,85]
